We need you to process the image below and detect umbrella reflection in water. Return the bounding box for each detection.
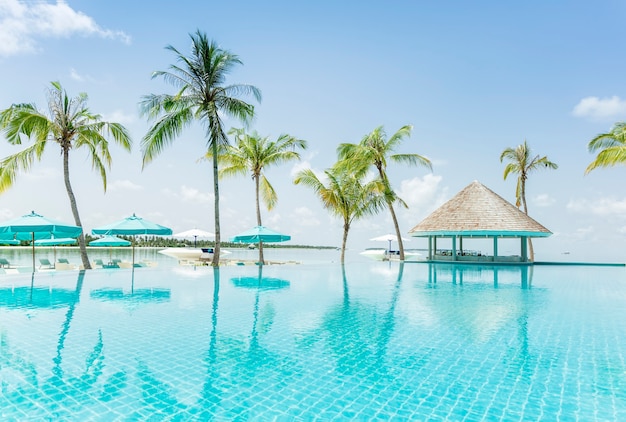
[90,287,170,311]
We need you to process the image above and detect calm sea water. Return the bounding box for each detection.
[0,246,354,269]
[0,252,625,420]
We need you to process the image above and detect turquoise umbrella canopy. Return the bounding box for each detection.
[0,236,19,246]
[0,211,82,271]
[230,226,291,243]
[89,235,132,263]
[92,214,172,267]
[34,237,77,263]
[34,237,78,246]
[92,214,172,236]
[0,211,82,241]
[88,235,131,247]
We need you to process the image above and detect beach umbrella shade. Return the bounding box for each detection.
[92,214,172,266]
[230,226,291,244]
[0,211,82,272]
[0,235,19,246]
[173,228,214,248]
[88,235,131,262]
[231,225,291,264]
[34,238,78,246]
[370,233,410,256]
[35,237,78,263]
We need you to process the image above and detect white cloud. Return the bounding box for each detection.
[532,193,555,207]
[567,197,626,216]
[0,208,14,220]
[573,225,594,240]
[108,179,142,192]
[290,160,311,178]
[69,67,84,81]
[0,0,130,56]
[265,213,282,226]
[180,185,212,203]
[292,206,321,227]
[572,96,626,120]
[101,109,136,125]
[397,173,447,216]
[23,166,58,181]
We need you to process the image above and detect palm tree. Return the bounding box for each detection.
[216,128,307,263]
[500,140,558,261]
[337,125,432,261]
[140,30,261,266]
[0,81,132,270]
[294,166,385,263]
[585,122,626,173]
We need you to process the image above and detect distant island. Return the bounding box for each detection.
[83,234,337,250]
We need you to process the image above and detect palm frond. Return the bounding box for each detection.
[586,146,626,173]
[141,108,194,166]
[260,175,277,210]
[0,145,40,193]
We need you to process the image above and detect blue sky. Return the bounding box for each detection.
[1,0,626,262]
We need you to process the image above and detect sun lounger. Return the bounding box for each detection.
[39,258,54,269]
[0,258,12,268]
[56,258,77,270]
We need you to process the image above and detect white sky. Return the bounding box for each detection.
[1,0,626,263]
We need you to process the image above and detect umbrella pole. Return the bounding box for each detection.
[132,236,135,267]
[31,232,35,272]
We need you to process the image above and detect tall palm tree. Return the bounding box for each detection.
[140,30,261,266]
[500,140,558,261]
[216,128,307,264]
[294,166,385,263]
[337,125,432,261]
[585,122,626,173]
[0,81,132,270]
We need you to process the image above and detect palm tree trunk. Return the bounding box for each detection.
[341,222,349,264]
[520,187,534,261]
[388,203,405,261]
[62,148,91,270]
[212,143,221,267]
[254,174,264,264]
[379,168,405,260]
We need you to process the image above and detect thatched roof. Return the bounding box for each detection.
[408,180,551,238]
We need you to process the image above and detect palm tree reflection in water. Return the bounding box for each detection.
[0,271,126,417]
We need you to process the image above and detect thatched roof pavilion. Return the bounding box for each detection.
[408,180,551,263]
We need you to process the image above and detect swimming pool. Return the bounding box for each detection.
[0,261,625,420]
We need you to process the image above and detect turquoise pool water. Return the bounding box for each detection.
[0,261,625,420]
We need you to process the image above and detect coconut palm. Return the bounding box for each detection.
[585,122,626,173]
[215,128,307,263]
[500,140,558,261]
[294,166,385,264]
[140,30,261,266]
[0,81,132,270]
[337,125,432,261]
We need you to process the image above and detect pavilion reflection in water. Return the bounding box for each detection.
[426,262,532,288]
